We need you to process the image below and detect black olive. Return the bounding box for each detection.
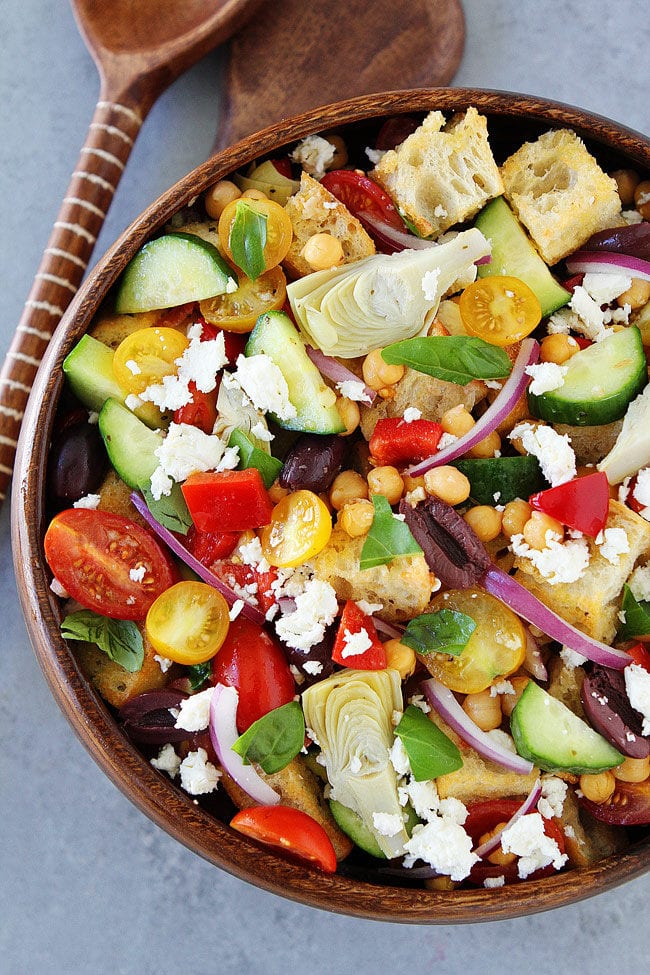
[48,418,108,503]
[279,434,347,494]
[581,666,649,758]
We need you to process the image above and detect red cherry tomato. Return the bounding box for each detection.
[173,381,219,433]
[211,617,295,732]
[209,560,278,616]
[230,805,337,873]
[320,170,405,232]
[184,524,240,566]
[579,778,650,826]
[182,469,274,533]
[528,471,610,538]
[628,642,650,671]
[44,508,176,622]
[331,600,387,670]
[270,157,293,179]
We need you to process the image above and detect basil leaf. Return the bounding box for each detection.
[359,494,423,569]
[61,610,144,672]
[401,609,476,657]
[140,482,192,535]
[395,705,463,781]
[381,336,512,385]
[187,661,212,691]
[228,428,282,489]
[617,584,650,640]
[232,701,305,774]
[228,200,268,281]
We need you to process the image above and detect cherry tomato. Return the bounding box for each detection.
[270,157,293,179]
[628,643,650,672]
[199,265,287,333]
[155,302,197,329]
[145,580,230,665]
[112,326,189,395]
[459,275,542,347]
[184,524,240,566]
[182,469,274,533]
[464,799,566,885]
[44,508,176,622]
[210,560,278,616]
[422,589,526,694]
[260,490,332,568]
[230,805,338,873]
[528,471,610,538]
[173,381,219,433]
[194,317,247,363]
[211,616,295,731]
[331,600,387,670]
[579,777,650,826]
[218,198,293,273]
[320,169,404,232]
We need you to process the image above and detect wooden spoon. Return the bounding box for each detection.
[0,0,260,502]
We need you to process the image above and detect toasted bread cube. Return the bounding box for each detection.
[73,633,172,709]
[501,128,622,265]
[371,108,504,238]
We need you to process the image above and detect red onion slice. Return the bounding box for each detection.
[305,346,376,403]
[360,213,440,252]
[484,566,632,670]
[472,779,542,858]
[130,491,265,625]
[209,683,280,805]
[566,250,650,282]
[407,338,540,477]
[422,677,535,775]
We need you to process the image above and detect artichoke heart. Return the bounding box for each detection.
[302,668,408,858]
[287,228,490,358]
[213,373,272,454]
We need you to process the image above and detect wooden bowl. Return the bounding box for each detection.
[13,88,650,923]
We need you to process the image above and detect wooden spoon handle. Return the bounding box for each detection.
[0,97,143,501]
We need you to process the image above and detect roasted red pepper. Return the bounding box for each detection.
[182,469,274,533]
[332,600,387,670]
[528,470,610,538]
[368,417,443,467]
[184,524,240,565]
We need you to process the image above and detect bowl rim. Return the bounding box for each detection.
[12,86,650,923]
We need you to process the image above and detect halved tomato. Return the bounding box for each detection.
[230,805,338,873]
[579,778,650,826]
[145,580,230,665]
[199,266,286,333]
[320,170,404,232]
[459,275,542,347]
[112,326,189,394]
[218,198,293,274]
[44,508,176,621]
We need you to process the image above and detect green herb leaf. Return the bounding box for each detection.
[61,610,144,672]
[187,661,212,691]
[232,701,305,774]
[617,584,650,640]
[140,482,192,535]
[394,705,463,781]
[381,335,512,385]
[401,609,476,657]
[228,200,268,281]
[359,494,423,569]
[228,428,282,489]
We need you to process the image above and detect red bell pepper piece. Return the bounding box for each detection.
[368,417,443,467]
[210,559,278,616]
[182,469,274,533]
[528,470,610,538]
[332,600,387,670]
[184,524,240,566]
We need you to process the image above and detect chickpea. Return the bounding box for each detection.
[301,232,345,271]
[338,499,375,537]
[441,404,475,438]
[617,278,650,311]
[383,638,417,679]
[463,505,503,543]
[510,420,544,455]
[329,470,368,510]
[335,396,360,436]
[241,187,268,201]
[402,473,427,495]
[613,755,650,783]
[424,466,471,506]
[579,770,616,803]
[499,676,530,717]
[425,876,456,891]
[204,179,241,218]
[362,348,405,391]
[501,499,532,540]
[462,689,502,731]
[522,511,564,550]
[466,429,501,459]
[611,168,640,206]
[633,179,650,220]
[478,824,517,866]
[540,333,580,365]
[367,465,404,504]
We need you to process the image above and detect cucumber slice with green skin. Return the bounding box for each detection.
[528,326,647,426]
[329,800,419,859]
[98,397,163,489]
[511,680,623,774]
[115,233,237,313]
[245,310,345,434]
[63,334,161,428]
[475,197,570,317]
[451,455,546,506]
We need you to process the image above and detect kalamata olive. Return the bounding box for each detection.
[279,434,347,493]
[400,497,491,590]
[584,221,650,261]
[581,666,650,759]
[48,417,108,503]
[280,627,335,689]
[119,689,190,745]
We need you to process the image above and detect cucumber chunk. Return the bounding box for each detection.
[451,455,546,506]
[329,800,386,859]
[475,197,570,317]
[98,398,163,489]
[528,326,647,426]
[511,680,623,774]
[115,233,237,313]
[245,310,345,434]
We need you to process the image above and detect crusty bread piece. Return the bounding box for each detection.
[553,420,623,466]
[73,633,171,708]
[513,499,650,643]
[310,523,434,623]
[559,789,628,867]
[96,469,147,526]
[90,310,160,348]
[220,757,353,861]
[283,172,375,278]
[546,655,585,718]
[501,128,621,265]
[371,108,504,238]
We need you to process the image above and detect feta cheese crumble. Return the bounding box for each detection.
[150,422,238,499]
[274,578,338,651]
[340,627,372,659]
[597,527,630,565]
[624,663,650,735]
[291,135,335,178]
[500,812,568,878]
[510,531,590,584]
[174,686,214,733]
[233,353,297,421]
[525,362,568,396]
[336,379,373,404]
[150,743,181,779]
[73,493,101,510]
[510,422,576,486]
[403,815,479,882]
[179,748,221,796]
[403,407,422,423]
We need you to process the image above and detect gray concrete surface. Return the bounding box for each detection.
[1,2,649,972]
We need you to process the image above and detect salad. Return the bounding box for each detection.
[43,107,650,888]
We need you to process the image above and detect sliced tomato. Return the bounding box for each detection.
[184,525,240,567]
[146,580,231,665]
[210,559,278,616]
[218,198,293,274]
[260,490,332,568]
[182,469,274,533]
[579,778,650,826]
[199,265,286,334]
[44,508,176,621]
[173,381,219,433]
[112,326,189,395]
[230,805,337,873]
[332,601,386,670]
[211,616,294,732]
[320,169,404,232]
[528,471,610,538]
[459,275,542,347]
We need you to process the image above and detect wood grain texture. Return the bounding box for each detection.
[215,0,465,149]
[13,89,650,922]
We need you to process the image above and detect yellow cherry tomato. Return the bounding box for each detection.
[112,326,189,395]
[420,588,526,694]
[218,198,293,274]
[199,265,287,333]
[459,275,542,347]
[145,580,230,665]
[260,490,332,568]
